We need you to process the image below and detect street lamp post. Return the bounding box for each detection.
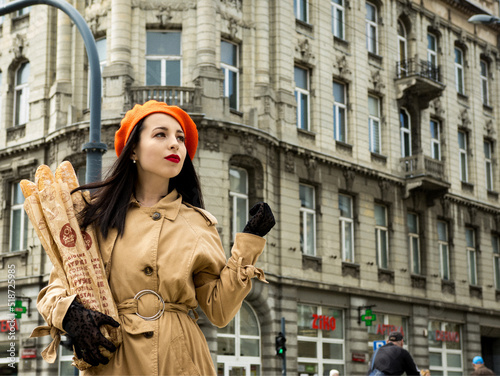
[0,0,107,184]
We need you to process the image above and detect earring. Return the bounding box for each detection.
[133,159,137,164]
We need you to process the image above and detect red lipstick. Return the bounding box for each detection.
[165,154,180,163]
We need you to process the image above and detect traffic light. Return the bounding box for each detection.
[275,332,286,358]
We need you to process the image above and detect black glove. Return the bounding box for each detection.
[62,300,120,366]
[242,202,275,237]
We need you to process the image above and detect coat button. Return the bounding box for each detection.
[152,212,161,221]
[144,266,153,276]
[144,331,154,339]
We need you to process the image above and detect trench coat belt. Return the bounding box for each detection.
[116,290,199,322]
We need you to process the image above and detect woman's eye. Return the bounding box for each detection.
[177,135,185,142]
[154,132,166,138]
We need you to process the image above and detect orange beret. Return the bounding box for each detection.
[115,100,199,159]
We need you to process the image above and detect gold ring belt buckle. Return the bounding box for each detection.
[134,289,165,321]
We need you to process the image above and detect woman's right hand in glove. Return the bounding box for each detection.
[62,300,120,366]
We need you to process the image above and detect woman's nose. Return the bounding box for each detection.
[168,136,179,150]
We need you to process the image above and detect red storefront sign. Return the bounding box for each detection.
[21,348,37,359]
[311,314,336,331]
[435,330,460,342]
[0,319,18,332]
[376,324,404,337]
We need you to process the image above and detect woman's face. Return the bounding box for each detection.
[132,113,187,184]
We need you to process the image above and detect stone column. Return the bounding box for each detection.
[56,11,71,82]
[110,0,131,65]
[196,0,217,69]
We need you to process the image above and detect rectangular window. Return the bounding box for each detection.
[430,119,441,161]
[300,184,316,256]
[331,0,344,39]
[221,40,239,111]
[480,60,489,106]
[427,33,438,80]
[437,221,450,280]
[466,228,477,286]
[454,47,464,95]
[366,2,378,54]
[428,321,463,376]
[146,31,181,86]
[295,66,310,131]
[408,213,420,274]
[10,182,29,252]
[375,204,388,268]
[339,194,354,262]
[333,82,347,142]
[294,0,308,23]
[458,131,468,182]
[484,140,494,191]
[229,167,248,241]
[368,96,381,154]
[400,109,411,158]
[493,235,500,290]
[14,62,30,127]
[297,304,345,375]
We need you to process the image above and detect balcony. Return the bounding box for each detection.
[395,59,445,109]
[400,154,450,201]
[126,86,202,113]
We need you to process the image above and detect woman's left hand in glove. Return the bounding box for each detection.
[243,202,275,237]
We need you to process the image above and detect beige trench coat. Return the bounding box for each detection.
[36,190,267,376]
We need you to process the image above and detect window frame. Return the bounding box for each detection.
[480,59,489,106]
[333,81,347,142]
[365,2,378,55]
[300,183,316,256]
[428,321,463,376]
[295,66,310,131]
[145,31,182,87]
[397,20,408,76]
[437,221,450,280]
[339,194,354,262]
[458,131,468,182]
[229,167,249,241]
[400,108,411,158]
[484,140,494,191]
[14,62,30,127]
[492,234,500,290]
[466,227,477,286]
[454,46,465,95]
[408,213,420,275]
[331,0,345,40]
[430,119,441,161]
[368,95,381,154]
[221,40,240,111]
[294,0,309,23]
[9,182,29,252]
[375,203,389,269]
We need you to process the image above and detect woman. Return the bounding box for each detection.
[36,100,275,375]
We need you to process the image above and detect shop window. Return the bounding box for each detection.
[295,66,310,131]
[146,31,181,86]
[300,183,316,256]
[229,167,248,241]
[374,204,388,268]
[14,62,30,127]
[339,194,354,262]
[437,221,450,280]
[367,313,408,357]
[466,228,477,286]
[365,2,378,54]
[10,182,28,252]
[408,213,420,275]
[297,304,345,376]
[331,0,345,39]
[217,302,261,376]
[333,81,347,143]
[428,321,463,376]
[221,40,239,111]
[430,119,441,161]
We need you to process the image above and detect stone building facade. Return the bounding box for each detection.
[0,0,499,375]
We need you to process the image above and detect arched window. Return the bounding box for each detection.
[217,302,261,376]
[397,21,407,76]
[14,62,30,126]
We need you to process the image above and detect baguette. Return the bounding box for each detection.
[20,180,38,198]
[35,165,56,191]
[55,161,79,191]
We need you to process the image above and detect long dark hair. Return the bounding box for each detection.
[73,118,204,238]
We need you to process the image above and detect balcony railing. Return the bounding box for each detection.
[401,154,444,180]
[396,59,441,83]
[127,86,201,112]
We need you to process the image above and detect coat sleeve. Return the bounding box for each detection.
[37,267,77,331]
[402,349,420,376]
[193,229,266,328]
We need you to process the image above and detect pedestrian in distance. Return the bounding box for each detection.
[35,100,276,375]
[471,356,496,376]
[367,331,420,376]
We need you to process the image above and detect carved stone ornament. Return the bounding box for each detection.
[220,0,242,10]
[204,128,221,152]
[440,197,451,218]
[157,6,173,27]
[10,34,28,59]
[370,70,386,92]
[430,98,445,117]
[241,134,256,156]
[485,119,496,139]
[296,39,315,63]
[69,131,86,153]
[133,0,196,11]
[304,156,317,180]
[378,179,390,199]
[49,142,57,165]
[335,55,352,79]
[468,206,477,224]
[285,151,295,173]
[459,109,471,129]
[343,169,355,191]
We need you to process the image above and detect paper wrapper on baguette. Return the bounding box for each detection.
[24,162,121,370]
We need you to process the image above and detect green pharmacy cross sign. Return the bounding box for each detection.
[10,300,27,319]
[361,309,377,326]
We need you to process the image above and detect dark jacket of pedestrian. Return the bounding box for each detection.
[369,342,420,376]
